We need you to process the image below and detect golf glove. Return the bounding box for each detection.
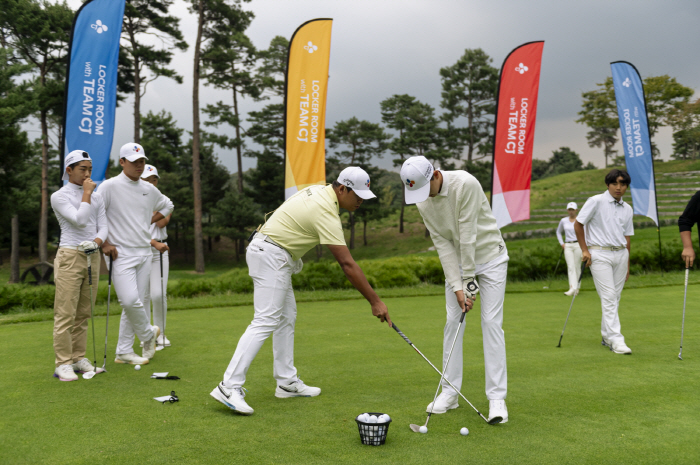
[79,241,101,255]
[463,277,479,299]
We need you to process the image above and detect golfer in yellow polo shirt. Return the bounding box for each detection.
[211,167,391,415]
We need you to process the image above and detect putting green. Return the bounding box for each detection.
[1,284,699,464]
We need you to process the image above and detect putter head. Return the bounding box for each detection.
[83,371,96,380]
[409,424,422,433]
[488,416,503,425]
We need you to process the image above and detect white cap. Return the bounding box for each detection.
[401,156,435,205]
[62,150,92,181]
[141,164,159,179]
[119,142,148,162]
[567,202,578,210]
[336,167,376,200]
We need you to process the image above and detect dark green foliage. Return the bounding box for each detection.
[462,160,493,192]
[531,147,594,181]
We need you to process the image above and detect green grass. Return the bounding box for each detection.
[2,284,699,464]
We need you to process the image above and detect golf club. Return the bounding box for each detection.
[391,322,501,426]
[544,248,565,289]
[556,261,587,348]
[159,251,166,350]
[83,251,100,380]
[101,255,113,370]
[679,267,689,360]
[415,306,468,433]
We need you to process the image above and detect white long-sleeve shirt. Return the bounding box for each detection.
[98,172,174,256]
[556,218,578,245]
[417,170,506,292]
[51,182,108,247]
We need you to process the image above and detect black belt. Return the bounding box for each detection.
[153,239,168,243]
[566,241,577,243]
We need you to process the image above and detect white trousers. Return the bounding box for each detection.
[110,254,157,355]
[564,242,583,289]
[222,238,300,389]
[590,248,628,345]
[442,253,508,401]
[143,249,169,332]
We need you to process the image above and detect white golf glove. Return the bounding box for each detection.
[463,277,479,300]
[79,241,101,255]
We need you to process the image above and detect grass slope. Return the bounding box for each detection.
[2,285,699,464]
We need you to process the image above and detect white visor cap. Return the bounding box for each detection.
[566,202,578,210]
[336,167,376,200]
[141,164,159,179]
[401,156,434,205]
[62,150,92,181]
[119,142,148,162]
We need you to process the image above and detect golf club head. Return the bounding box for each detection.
[488,416,503,425]
[83,371,97,380]
[409,424,422,433]
[678,353,683,360]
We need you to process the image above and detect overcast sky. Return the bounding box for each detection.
[57,0,700,174]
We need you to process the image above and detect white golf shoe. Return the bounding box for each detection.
[564,287,575,296]
[426,392,458,414]
[611,341,632,355]
[142,326,161,359]
[115,352,150,365]
[72,358,105,374]
[210,383,254,415]
[488,399,508,423]
[275,379,321,398]
[54,364,78,382]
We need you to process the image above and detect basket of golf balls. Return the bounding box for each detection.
[355,412,391,446]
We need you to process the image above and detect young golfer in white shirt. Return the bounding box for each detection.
[51,150,108,381]
[556,202,582,296]
[140,164,172,349]
[99,143,173,365]
[401,156,508,423]
[211,167,391,416]
[574,169,633,355]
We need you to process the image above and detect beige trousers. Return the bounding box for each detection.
[53,248,101,367]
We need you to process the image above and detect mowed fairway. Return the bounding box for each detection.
[2,284,700,464]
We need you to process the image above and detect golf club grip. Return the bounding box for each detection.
[108,255,113,284]
[87,255,92,285]
[579,260,586,281]
[392,323,412,345]
[160,251,164,274]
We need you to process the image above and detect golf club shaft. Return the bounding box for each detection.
[546,248,565,288]
[392,323,490,423]
[102,255,113,369]
[426,309,467,425]
[87,254,97,368]
[160,251,165,348]
[557,261,586,347]
[680,267,689,358]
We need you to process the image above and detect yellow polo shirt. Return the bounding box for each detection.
[260,185,346,260]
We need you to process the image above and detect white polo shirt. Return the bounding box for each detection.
[556,218,577,245]
[576,190,634,247]
[51,182,108,247]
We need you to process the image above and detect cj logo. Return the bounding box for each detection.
[365,179,370,188]
[134,146,140,152]
[304,41,318,53]
[622,77,631,87]
[405,179,415,188]
[91,20,108,34]
[515,63,528,74]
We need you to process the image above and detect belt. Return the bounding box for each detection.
[153,240,168,244]
[589,245,625,251]
[255,233,285,251]
[566,241,578,243]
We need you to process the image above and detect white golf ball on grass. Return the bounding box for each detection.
[460,427,469,436]
[419,426,428,434]
[134,364,141,371]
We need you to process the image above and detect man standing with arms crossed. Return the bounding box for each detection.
[211,167,391,415]
[51,150,108,381]
[401,156,508,423]
[99,143,173,365]
[574,169,633,355]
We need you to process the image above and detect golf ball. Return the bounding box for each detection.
[377,414,390,423]
[368,415,378,423]
[419,426,428,434]
[460,427,469,436]
[134,365,141,371]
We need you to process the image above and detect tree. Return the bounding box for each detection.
[1,0,72,266]
[576,78,618,168]
[670,98,700,160]
[327,117,390,249]
[531,147,594,181]
[201,8,258,194]
[643,75,694,157]
[188,0,253,273]
[209,189,261,261]
[121,0,188,142]
[439,48,498,162]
